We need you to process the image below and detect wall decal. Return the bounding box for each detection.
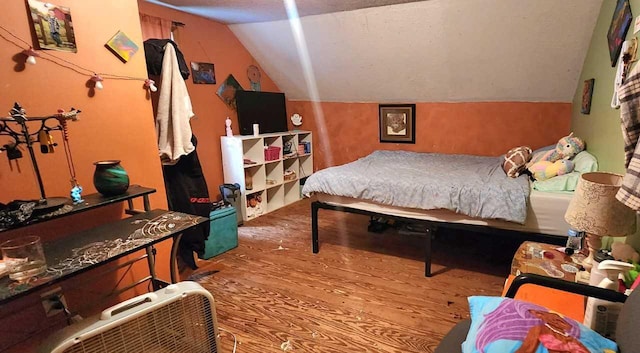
[28,0,77,53]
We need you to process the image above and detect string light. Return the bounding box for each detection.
[91,74,104,90]
[144,79,157,92]
[22,47,39,65]
[0,24,155,92]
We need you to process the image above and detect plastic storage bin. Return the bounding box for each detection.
[199,206,239,260]
[264,146,281,161]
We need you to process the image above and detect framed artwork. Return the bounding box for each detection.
[191,62,216,84]
[216,74,243,109]
[105,31,139,62]
[581,79,595,115]
[379,104,416,143]
[608,0,633,67]
[28,0,77,53]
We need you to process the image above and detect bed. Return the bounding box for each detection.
[302,150,575,276]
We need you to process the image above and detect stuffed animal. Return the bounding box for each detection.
[529,133,586,166]
[528,159,575,181]
[611,242,640,263]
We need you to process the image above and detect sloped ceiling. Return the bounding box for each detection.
[149,0,604,103]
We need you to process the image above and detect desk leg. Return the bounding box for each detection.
[170,233,183,284]
[145,246,166,290]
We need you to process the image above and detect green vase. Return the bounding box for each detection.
[93,160,130,196]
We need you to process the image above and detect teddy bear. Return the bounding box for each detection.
[529,133,585,166]
[528,159,575,181]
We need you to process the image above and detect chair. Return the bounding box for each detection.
[435,273,638,353]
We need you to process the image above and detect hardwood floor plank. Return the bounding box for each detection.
[190,198,521,353]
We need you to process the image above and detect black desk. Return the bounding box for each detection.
[0,185,156,232]
[0,209,207,304]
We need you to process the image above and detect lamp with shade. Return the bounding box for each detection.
[564,172,636,272]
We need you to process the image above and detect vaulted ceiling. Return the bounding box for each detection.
[147,0,603,103]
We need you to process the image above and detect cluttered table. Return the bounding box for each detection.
[0,186,207,304]
[505,241,587,321]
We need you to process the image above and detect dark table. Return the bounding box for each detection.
[0,189,208,304]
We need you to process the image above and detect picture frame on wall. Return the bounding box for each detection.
[608,0,633,67]
[191,62,216,84]
[581,79,595,115]
[28,0,77,53]
[379,104,416,143]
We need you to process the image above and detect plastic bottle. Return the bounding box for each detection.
[583,260,634,340]
[589,250,615,287]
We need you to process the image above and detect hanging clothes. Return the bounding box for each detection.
[143,39,190,79]
[612,40,632,109]
[155,42,195,165]
[147,41,211,269]
[615,63,640,211]
[162,135,211,269]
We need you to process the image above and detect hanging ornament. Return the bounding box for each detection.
[247,65,261,91]
[144,79,157,92]
[22,47,39,65]
[91,74,103,90]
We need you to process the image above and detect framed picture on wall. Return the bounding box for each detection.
[379,104,416,143]
[581,79,595,115]
[608,0,633,67]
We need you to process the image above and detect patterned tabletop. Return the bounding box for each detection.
[0,209,207,304]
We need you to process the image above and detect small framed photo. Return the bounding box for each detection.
[379,104,416,143]
[191,62,216,84]
[28,0,77,53]
[607,0,633,67]
[581,79,595,115]
[105,30,139,62]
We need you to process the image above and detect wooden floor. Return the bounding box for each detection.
[189,198,524,353]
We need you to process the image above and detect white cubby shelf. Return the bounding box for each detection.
[221,131,313,222]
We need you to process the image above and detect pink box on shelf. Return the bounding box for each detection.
[264,146,281,161]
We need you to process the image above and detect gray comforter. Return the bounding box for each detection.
[302,150,530,224]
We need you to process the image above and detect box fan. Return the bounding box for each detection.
[41,281,220,353]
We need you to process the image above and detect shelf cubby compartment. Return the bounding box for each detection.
[299,155,313,179]
[244,164,266,192]
[265,161,284,186]
[298,132,312,155]
[283,158,300,183]
[282,134,298,159]
[245,190,266,219]
[267,185,285,212]
[243,137,265,165]
[284,180,301,205]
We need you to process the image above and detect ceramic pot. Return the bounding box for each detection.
[93,160,130,196]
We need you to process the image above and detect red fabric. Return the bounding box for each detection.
[139,13,172,41]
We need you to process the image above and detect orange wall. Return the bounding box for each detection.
[138,1,280,196]
[0,1,168,351]
[286,101,572,169]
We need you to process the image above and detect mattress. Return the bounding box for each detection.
[316,188,573,237]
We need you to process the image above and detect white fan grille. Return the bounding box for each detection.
[61,295,217,353]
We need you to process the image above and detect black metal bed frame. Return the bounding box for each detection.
[311,201,566,277]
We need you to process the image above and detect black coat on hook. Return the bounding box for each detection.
[143,39,190,80]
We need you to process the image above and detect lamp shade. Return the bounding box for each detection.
[564,172,636,237]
